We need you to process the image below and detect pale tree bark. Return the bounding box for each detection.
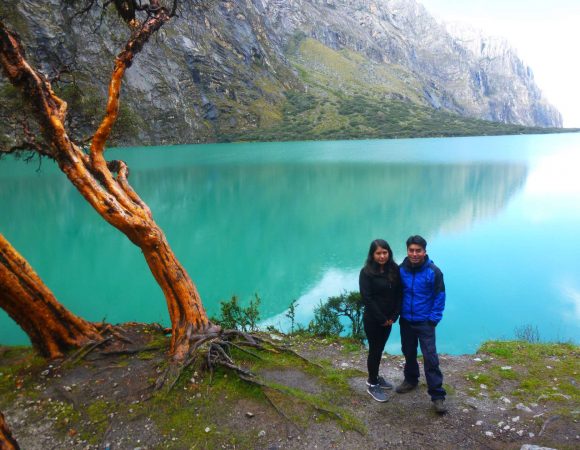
[0,411,19,450]
[0,233,101,359]
[0,1,214,361]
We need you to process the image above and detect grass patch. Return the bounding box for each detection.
[341,339,364,354]
[147,366,263,448]
[51,400,82,434]
[476,341,579,413]
[0,347,46,408]
[465,372,498,387]
[79,399,111,444]
[479,341,577,361]
[443,383,456,396]
[491,366,518,380]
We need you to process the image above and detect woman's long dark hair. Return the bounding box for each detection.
[363,239,399,282]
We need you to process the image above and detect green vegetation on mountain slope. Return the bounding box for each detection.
[223,37,575,142]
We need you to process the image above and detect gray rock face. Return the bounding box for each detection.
[260,0,561,127]
[0,0,562,147]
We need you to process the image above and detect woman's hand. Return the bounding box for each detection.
[383,319,393,326]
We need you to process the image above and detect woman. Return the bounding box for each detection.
[359,239,402,402]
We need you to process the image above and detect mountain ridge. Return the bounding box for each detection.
[0,0,564,147]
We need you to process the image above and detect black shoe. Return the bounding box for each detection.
[395,380,417,394]
[366,376,394,390]
[367,384,390,402]
[433,398,447,414]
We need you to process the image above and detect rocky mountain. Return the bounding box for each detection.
[262,0,561,126]
[0,0,563,147]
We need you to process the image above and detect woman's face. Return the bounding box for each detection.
[372,246,390,266]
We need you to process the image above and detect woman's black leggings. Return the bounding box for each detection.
[364,318,392,385]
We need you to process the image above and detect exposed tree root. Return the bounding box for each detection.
[262,388,303,433]
[65,337,114,366]
[94,344,166,357]
[156,329,327,390]
[58,323,137,367]
[0,411,20,450]
[97,323,134,344]
[41,325,352,434]
[151,329,361,434]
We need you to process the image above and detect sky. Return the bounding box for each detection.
[419,0,580,128]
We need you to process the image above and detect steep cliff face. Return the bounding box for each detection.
[0,0,562,147]
[1,0,303,145]
[260,0,561,127]
[444,22,561,127]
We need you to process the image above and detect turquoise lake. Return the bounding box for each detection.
[1,133,579,354]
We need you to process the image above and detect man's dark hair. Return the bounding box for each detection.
[406,235,427,250]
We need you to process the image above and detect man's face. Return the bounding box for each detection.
[407,244,426,266]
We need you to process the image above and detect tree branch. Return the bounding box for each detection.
[107,159,152,217]
[88,2,173,214]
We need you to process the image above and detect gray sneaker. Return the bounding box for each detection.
[366,376,394,390]
[395,380,418,394]
[367,384,390,402]
[433,398,447,414]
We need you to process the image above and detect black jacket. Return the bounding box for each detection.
[359,267,403,325]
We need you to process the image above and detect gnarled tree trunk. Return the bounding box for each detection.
[0,411,20,450]
[0,234,101,359]
[0,2,212,361]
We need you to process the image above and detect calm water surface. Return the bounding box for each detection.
[1,134,579,354]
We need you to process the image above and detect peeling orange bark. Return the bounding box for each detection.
[0,411,20,450]
[0,6,211,360]
[0,234,101,359]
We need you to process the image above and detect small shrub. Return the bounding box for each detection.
[217,295,243,330]
[244,294,261,332]
[325,291,365,341]
[305,291,364,340]
[285,299,298,334]
[515,324,540,343]
[308,301,343,337]
[217,294,261,332]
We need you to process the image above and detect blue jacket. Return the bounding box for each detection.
[399,256,445,323]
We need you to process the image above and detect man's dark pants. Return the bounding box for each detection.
[400,318,446,400]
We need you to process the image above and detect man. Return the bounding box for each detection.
[396,235,447,414]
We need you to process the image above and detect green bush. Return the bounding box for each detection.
[215,294,261,332]
[307,291,364,340]
[308,301,344,337]
[325,291,365,340]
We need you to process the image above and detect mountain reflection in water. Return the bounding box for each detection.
[2,134,579,353]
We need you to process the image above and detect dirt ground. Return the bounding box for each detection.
[1,326,578,450]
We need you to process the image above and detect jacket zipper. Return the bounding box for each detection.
[411,271,416,321]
